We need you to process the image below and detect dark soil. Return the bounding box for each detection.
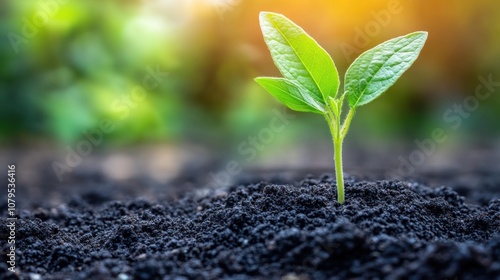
[1,174,499,280]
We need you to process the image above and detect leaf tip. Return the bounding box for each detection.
[411,31,429,41]
[259,11,284,24]
[421,31,429,42]
[259,11,272,21]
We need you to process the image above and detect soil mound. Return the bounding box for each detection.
[1,175,499,279]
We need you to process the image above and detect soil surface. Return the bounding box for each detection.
[1,173,499,280]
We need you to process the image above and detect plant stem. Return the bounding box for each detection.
[326,100,350,204]
[341,108,356,139]
[333,136,344,204]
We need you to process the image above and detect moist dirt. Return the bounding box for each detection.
[1,174,499,279]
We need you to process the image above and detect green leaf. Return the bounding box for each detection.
[345,31,428,108]
[255,77,325,114]
[259,12,339,104]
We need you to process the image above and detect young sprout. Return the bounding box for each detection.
[255,12,427,203]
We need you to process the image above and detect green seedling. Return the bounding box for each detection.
[255,12,427,203]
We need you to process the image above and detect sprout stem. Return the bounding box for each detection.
[327,102,352,204]
[333,136,344,204]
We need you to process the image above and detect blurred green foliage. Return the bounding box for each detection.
[1,0,499,150]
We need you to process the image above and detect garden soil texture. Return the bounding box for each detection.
[1,174,500,279]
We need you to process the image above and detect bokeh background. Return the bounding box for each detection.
[1,0,499,193]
